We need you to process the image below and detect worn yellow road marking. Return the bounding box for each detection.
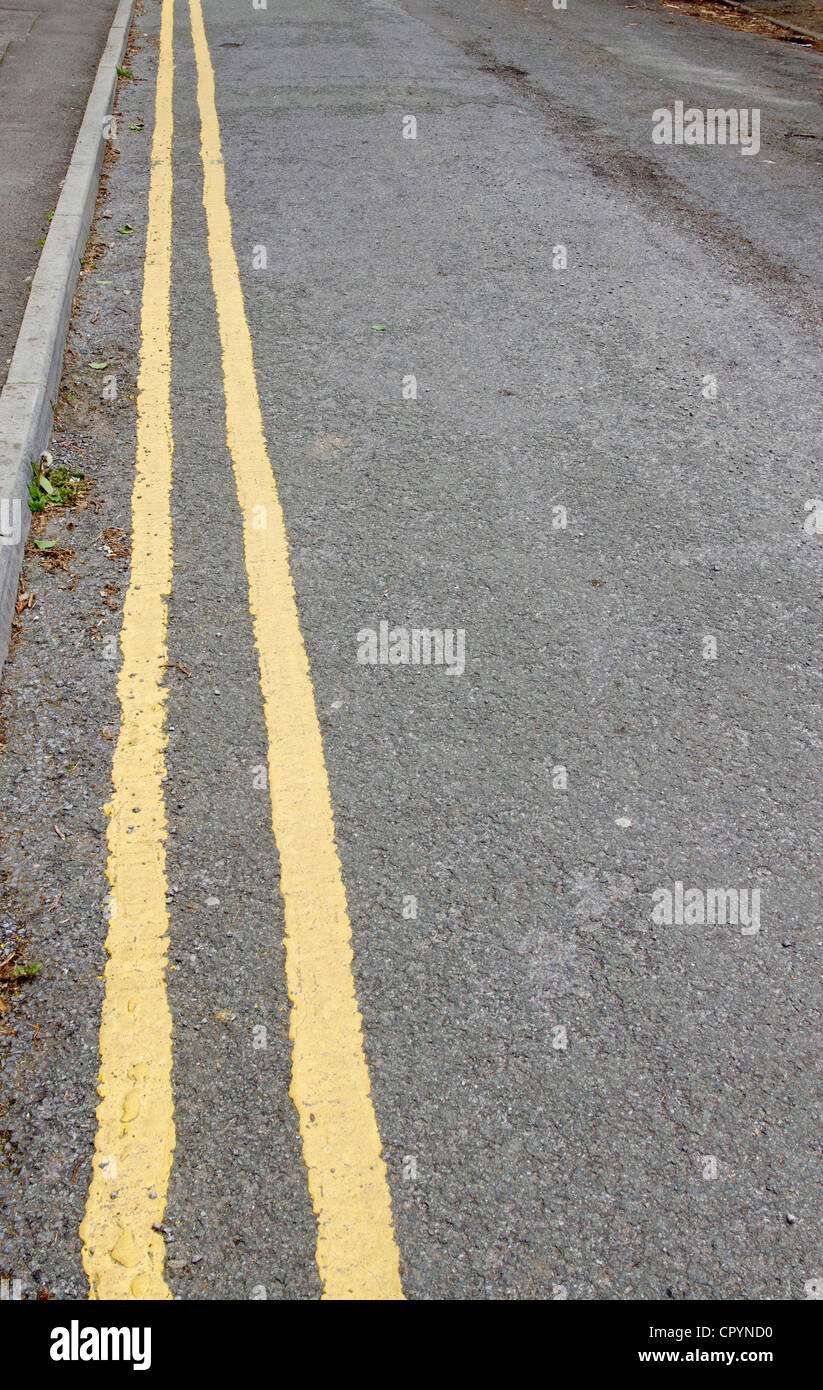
[188,0,403,1300]
[79,0,176,1301]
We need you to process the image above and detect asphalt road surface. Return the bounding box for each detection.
[0,0,820,1301]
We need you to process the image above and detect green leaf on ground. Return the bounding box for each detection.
[28,461,87,514]
[11,963,42,979]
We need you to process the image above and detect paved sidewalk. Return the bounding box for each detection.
[731,0,823,38]
[0,0,119,387]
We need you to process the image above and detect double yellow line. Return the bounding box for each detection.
[81,0,403,1301]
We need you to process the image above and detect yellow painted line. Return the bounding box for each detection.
[79,0,176,1301]
[188,0,403,1300]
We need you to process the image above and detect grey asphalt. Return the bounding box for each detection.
[0,0,820,1300]
[0,0,121,389]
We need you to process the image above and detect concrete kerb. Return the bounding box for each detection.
[0,0,136,671]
